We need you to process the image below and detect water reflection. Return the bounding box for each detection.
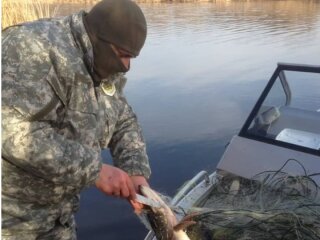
[143,1,320,44]
[68,1,320,239]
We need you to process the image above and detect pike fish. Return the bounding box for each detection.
[139,185,195,240]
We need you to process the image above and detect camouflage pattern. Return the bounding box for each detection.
[2,11,151,239]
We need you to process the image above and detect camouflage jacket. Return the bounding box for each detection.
[2,11,151,231]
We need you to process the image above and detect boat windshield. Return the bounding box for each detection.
[240,64,320,154]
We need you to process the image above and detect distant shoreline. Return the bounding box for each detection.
[2,0,318,30]
[2,0,251,3]
[1,0,222,29]
[3,0,318,3]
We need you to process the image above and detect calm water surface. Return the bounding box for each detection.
[57,1,320,239]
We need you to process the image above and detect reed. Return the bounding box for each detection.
[2,0,59,29]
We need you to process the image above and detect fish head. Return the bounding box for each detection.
[139,186,193,240]
[139,185,178,240]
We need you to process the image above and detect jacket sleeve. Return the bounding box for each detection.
[108,95,151,179]
[1,26,101,189]
[2,106,102,189]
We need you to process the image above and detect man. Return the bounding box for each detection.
[1,0,151,239]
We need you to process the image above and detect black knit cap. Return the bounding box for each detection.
[85,0,147,57]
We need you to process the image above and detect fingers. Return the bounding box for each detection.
[95,164,137,199]
[130,176,149,193]
[120,184,129,198]
[127,177,137,200]
[118,174,136,199]
[112,190,121,197]
[95,164,152,214]
[110,175,133,198]
[128,176,151,213]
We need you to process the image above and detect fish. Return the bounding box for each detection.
[139,185,196,240]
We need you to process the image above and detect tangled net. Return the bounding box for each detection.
[185,159,320,240]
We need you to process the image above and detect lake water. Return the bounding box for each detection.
[55,0,320,239]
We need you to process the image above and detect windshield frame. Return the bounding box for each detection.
[239,63,320,156]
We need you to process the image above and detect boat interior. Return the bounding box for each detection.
[144,63,320,240]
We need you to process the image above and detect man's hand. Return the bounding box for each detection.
[129,175,149,214]
[95,165,150,213]
[95,164,136,199]
[130,175,149,192]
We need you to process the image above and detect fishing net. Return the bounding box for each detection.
[185,159,320,240]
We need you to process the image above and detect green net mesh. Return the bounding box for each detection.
[185,159,320,240]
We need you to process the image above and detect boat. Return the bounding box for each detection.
[144,63,320,240]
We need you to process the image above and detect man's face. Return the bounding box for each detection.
[110,44,135,71]
[84,0,147,79]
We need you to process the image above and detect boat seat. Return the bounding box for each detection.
[268,106,320,137]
